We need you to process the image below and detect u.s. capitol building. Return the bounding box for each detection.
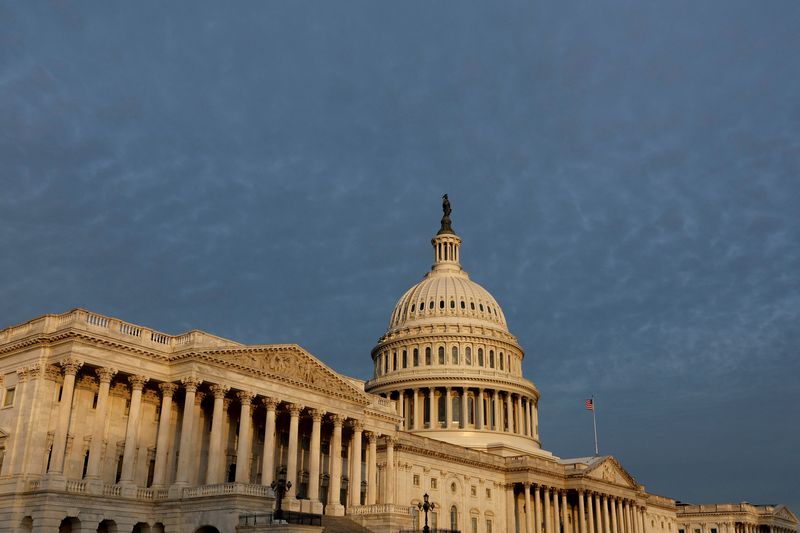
[0,202,796,533]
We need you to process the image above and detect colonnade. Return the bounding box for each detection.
[6,358,395,514]
[513,484,647,533]
[382,387,538,438]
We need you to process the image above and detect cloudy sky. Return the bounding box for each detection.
[2,1,799,510]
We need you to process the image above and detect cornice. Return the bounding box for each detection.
[366,373,539,398]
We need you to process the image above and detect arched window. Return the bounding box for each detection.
[470,302,476,310]
[376,354,382,376]
[465,347,472,365]
[451,506,458,531]
[450,300,455,309]
[411,304,415,313]
[499,352,504,370]
[402,350,408,369]
[439,300,445,309]
[384,352,389,374]
[425,347,432,366]
[453,396,461,424]
[460,300,465,309]
[429,300,434,310]
[438,346,445,364]
[477,348,484,366]
[489,350,495,368]
[393,351,398,371]
[452,346,459,364]
[468,396,474,424]
[413,348,420,367]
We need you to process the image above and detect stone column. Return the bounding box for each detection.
[621,501,629,533]
[587,492,596,533]
[86,367,116,479]
[285,403,302,505]
[174,377,202,485]
[412,389,420,429]
[444,387,452,429]
[533,400,540,439]
[206,384,230,484]
[384,436,397,504]
[48,358,83,474]
[544,487,553,533]
[493,390,501,430]
[602,496,611,533]
[554,489,561,533]
[562,491,569,533]
[260,397,278,486]
[366,431,378,505]
[579,490,587,533]
[525,484,534,533]
[594,494,603,533]
[190,391,206,486]
[349,420,363,507]
[429,388,436,428]
[327,414,345,515]
[610,499,618,533]
[460,388,467,428]
[235,391,255,483]
[503,392,514,433]
[516,395,523,434]
[534,485,542,533]
[120,375,149,483]
[307,408,325,513]
[629,503,638,533]
[398,390,405,423]
[151,382,178,487]
[477,389,485,429]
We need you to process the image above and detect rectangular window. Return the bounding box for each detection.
[413,348,419,367]
[402,350,407,368]
[2,387,15,407]
[471,485,477,496]
[486,488,492,498]
[430,477,437,489]
[486,519,493,533]
[472,517,478,533]
[392,351,397,371]
[413,474,420,486]
[711,529,718,533]
[92,392,99,410]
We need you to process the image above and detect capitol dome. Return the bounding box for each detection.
[365,197,545,456]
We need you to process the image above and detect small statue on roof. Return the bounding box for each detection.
[438,193,454,234]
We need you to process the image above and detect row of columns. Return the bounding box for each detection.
[16,359,396,513]
[517,484,646,533]
[387,387,538,438]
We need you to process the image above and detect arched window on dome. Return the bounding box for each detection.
[384,351,389,374]
[499,352,504,370]
[477,348,484,367]
[450,300,455,309]
[425,347,432,366]
[429,300,434,310]
[393,351,398,371]
[375,354,381,377]
[438,346,445,365]
[479,303,484,312]
[413,348,419,367]
[411,303,415,313]
[470,301,475,310]
[465,347,472,365]
[460,300,465,309]
[402,350,407,369]
[439,300,445,310]
[452,346,459,365]
[489,350,495,368]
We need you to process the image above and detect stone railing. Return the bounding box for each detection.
[183,483,274,499]
[677,503,756,515]
[135,487,169,500]
[0,308,236,351]
[348,504,415,516]
[103,484,122,497]
[66,480,87,493]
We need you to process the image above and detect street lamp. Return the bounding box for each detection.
[417,493,436,533]
[270,478,292,521]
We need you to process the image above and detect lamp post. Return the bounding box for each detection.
[270,478,292,521]
[417,492,436,533]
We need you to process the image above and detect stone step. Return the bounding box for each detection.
[321,515,375,533]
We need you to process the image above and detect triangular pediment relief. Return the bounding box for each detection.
[196,344,371,405]
[585,457,638,488]
[0,427,8,439]
[774,506,798,524]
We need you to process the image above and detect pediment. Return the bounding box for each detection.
[585,457,638,488]
[775,506,798,524]
[0,427,9,439]
[199,344,370,405]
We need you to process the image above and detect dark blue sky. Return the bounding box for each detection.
[2,1,798,510]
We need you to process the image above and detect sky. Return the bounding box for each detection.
[1,0,799,511]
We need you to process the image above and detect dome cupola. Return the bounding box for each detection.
[365,196,546,457]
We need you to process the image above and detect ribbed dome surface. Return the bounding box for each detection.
[388,270,508,331]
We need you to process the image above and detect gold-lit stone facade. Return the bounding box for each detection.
[0,217,796,533]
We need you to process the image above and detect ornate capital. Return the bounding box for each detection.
[384,435,398,447]
[181,377,203,393]
[330,413,345,428]
[95,367,118,384]
[262,396,278,411]
[128,375,149,390]
[158,382,179,397]
[44,365,62,382]
[287,403,303,417]
[309,408,325,422]
[210,384,230,399]
[60,357,83,376]
[194,391,206,405]
[236,391,255,405]
[350,419,364,432]
[26,363,43,380]
[365,431,378,443]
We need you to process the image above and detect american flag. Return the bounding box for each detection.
[585,398,594,411]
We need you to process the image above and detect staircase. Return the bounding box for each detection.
[322,515,375,533]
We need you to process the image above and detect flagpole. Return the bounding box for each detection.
[592,395,599,456]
